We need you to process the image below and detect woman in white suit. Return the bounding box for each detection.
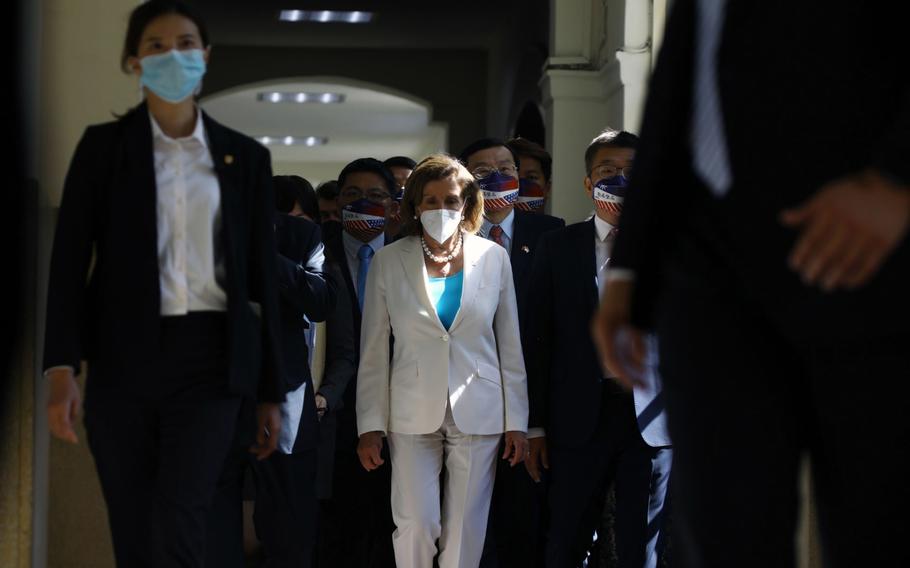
[356,154,529,567]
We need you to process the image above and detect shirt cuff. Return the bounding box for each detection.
[605,267,636,284]
[44,365,75,378]
[527,427,546,439]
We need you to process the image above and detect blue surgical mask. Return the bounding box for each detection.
[139,49,206,103]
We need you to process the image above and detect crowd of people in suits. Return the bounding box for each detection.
[42,1,910,567]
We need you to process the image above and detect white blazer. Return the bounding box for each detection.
[356,234,529,436]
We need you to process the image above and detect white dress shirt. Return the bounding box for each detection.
[342,229,385,302]
[480,209,516,255]
[150,110,227,315]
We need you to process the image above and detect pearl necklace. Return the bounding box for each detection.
[421,231,463,265]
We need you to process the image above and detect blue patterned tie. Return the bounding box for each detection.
[356,244,374,312]
[692,0,732,197]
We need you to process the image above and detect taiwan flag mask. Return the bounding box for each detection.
[477,172,519,212]
[342,199,387,242]
[593,175,628,216]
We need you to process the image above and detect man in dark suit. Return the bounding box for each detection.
[319,158,398,567]
[206,177,336,568]
[593,1,910,566]
[459,138,564,568]
[525,130,672,568]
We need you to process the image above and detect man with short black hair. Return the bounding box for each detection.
[382,156,417,239]
[525,129,672,568]
[316,180,341,224]
[460,138,564,568]
[507,137,552,214]
[319,157,397,568]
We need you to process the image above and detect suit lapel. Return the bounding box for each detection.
[202,112,241,282]
[448,235,480,332]
[398,237,446,331]
[575,219,599,305]
[510,211,531,284]
[123,104,159,269]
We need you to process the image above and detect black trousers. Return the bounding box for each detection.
[206,398,319,568]
[479,442,548,568]
[84,312,242,568]
[316,407,396,568]
[656,276,910,567]
[545,393,672,568]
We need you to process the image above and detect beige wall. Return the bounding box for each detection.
[27,1,139,567]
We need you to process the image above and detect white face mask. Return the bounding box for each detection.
[420,208,462,244]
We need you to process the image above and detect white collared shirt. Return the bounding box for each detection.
[480,208,516,255]
[342,229,385,302]
[150,110,227,315]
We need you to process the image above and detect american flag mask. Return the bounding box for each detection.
[593,175,628,215]
[515,178,546,212]
[342,199,387,242]
[477,172,519,212]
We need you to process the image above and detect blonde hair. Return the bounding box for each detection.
[399,153,484,237]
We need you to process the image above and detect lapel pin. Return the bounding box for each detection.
[521,245,530,253]
[224,154,234,165]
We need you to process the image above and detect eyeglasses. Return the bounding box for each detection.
[590,164,632,180]
[471,164,518,179]
[340,187,392,203]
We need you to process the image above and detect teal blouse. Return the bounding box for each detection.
[426,271,464,330]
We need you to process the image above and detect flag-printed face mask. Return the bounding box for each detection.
[477,172,519,212]
[342,199,387,242]
[593,175,628,215]
[515,178,546,212]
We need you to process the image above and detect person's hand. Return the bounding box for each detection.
[591,279,647,389]
[781,170,910,292]
[315,393,328,421]
[357,431,385,471]
[250,402,281,461]
[524,436,549,482]
[502,431,529,467]
[47,368,81,443]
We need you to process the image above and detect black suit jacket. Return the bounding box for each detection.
[43,103,287,402]
[274,214,336,451]
[510,210,565,319]
[611,0,910,336]
[524,220,616,447]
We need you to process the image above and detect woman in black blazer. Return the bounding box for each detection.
[43,2,286,566]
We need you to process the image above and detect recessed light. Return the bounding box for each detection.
[258,136,329,147]
[279,10,374,23]
[257,92,345,104]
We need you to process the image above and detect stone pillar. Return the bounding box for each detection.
[541,0,654,223]
[1,1,140,567]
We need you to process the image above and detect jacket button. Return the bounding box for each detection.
[442,334,449,342]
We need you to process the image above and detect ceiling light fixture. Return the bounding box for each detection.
[257,92,346,104]
[258,136,329,147]
[279,10,374,23]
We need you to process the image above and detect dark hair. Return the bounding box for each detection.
[273,175,318,220]
[506,137,552,182]
[337,158,397,196]
[400,154,484,237]
[316,180,339,201]
[383,156,417,170]
[584,129,639,173]
[121,1,211,73]
[457,138,521,171]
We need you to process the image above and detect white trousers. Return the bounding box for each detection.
[388,403,500,568]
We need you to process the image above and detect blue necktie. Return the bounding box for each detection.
[356,244,374,312]
[692,0,733,197]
